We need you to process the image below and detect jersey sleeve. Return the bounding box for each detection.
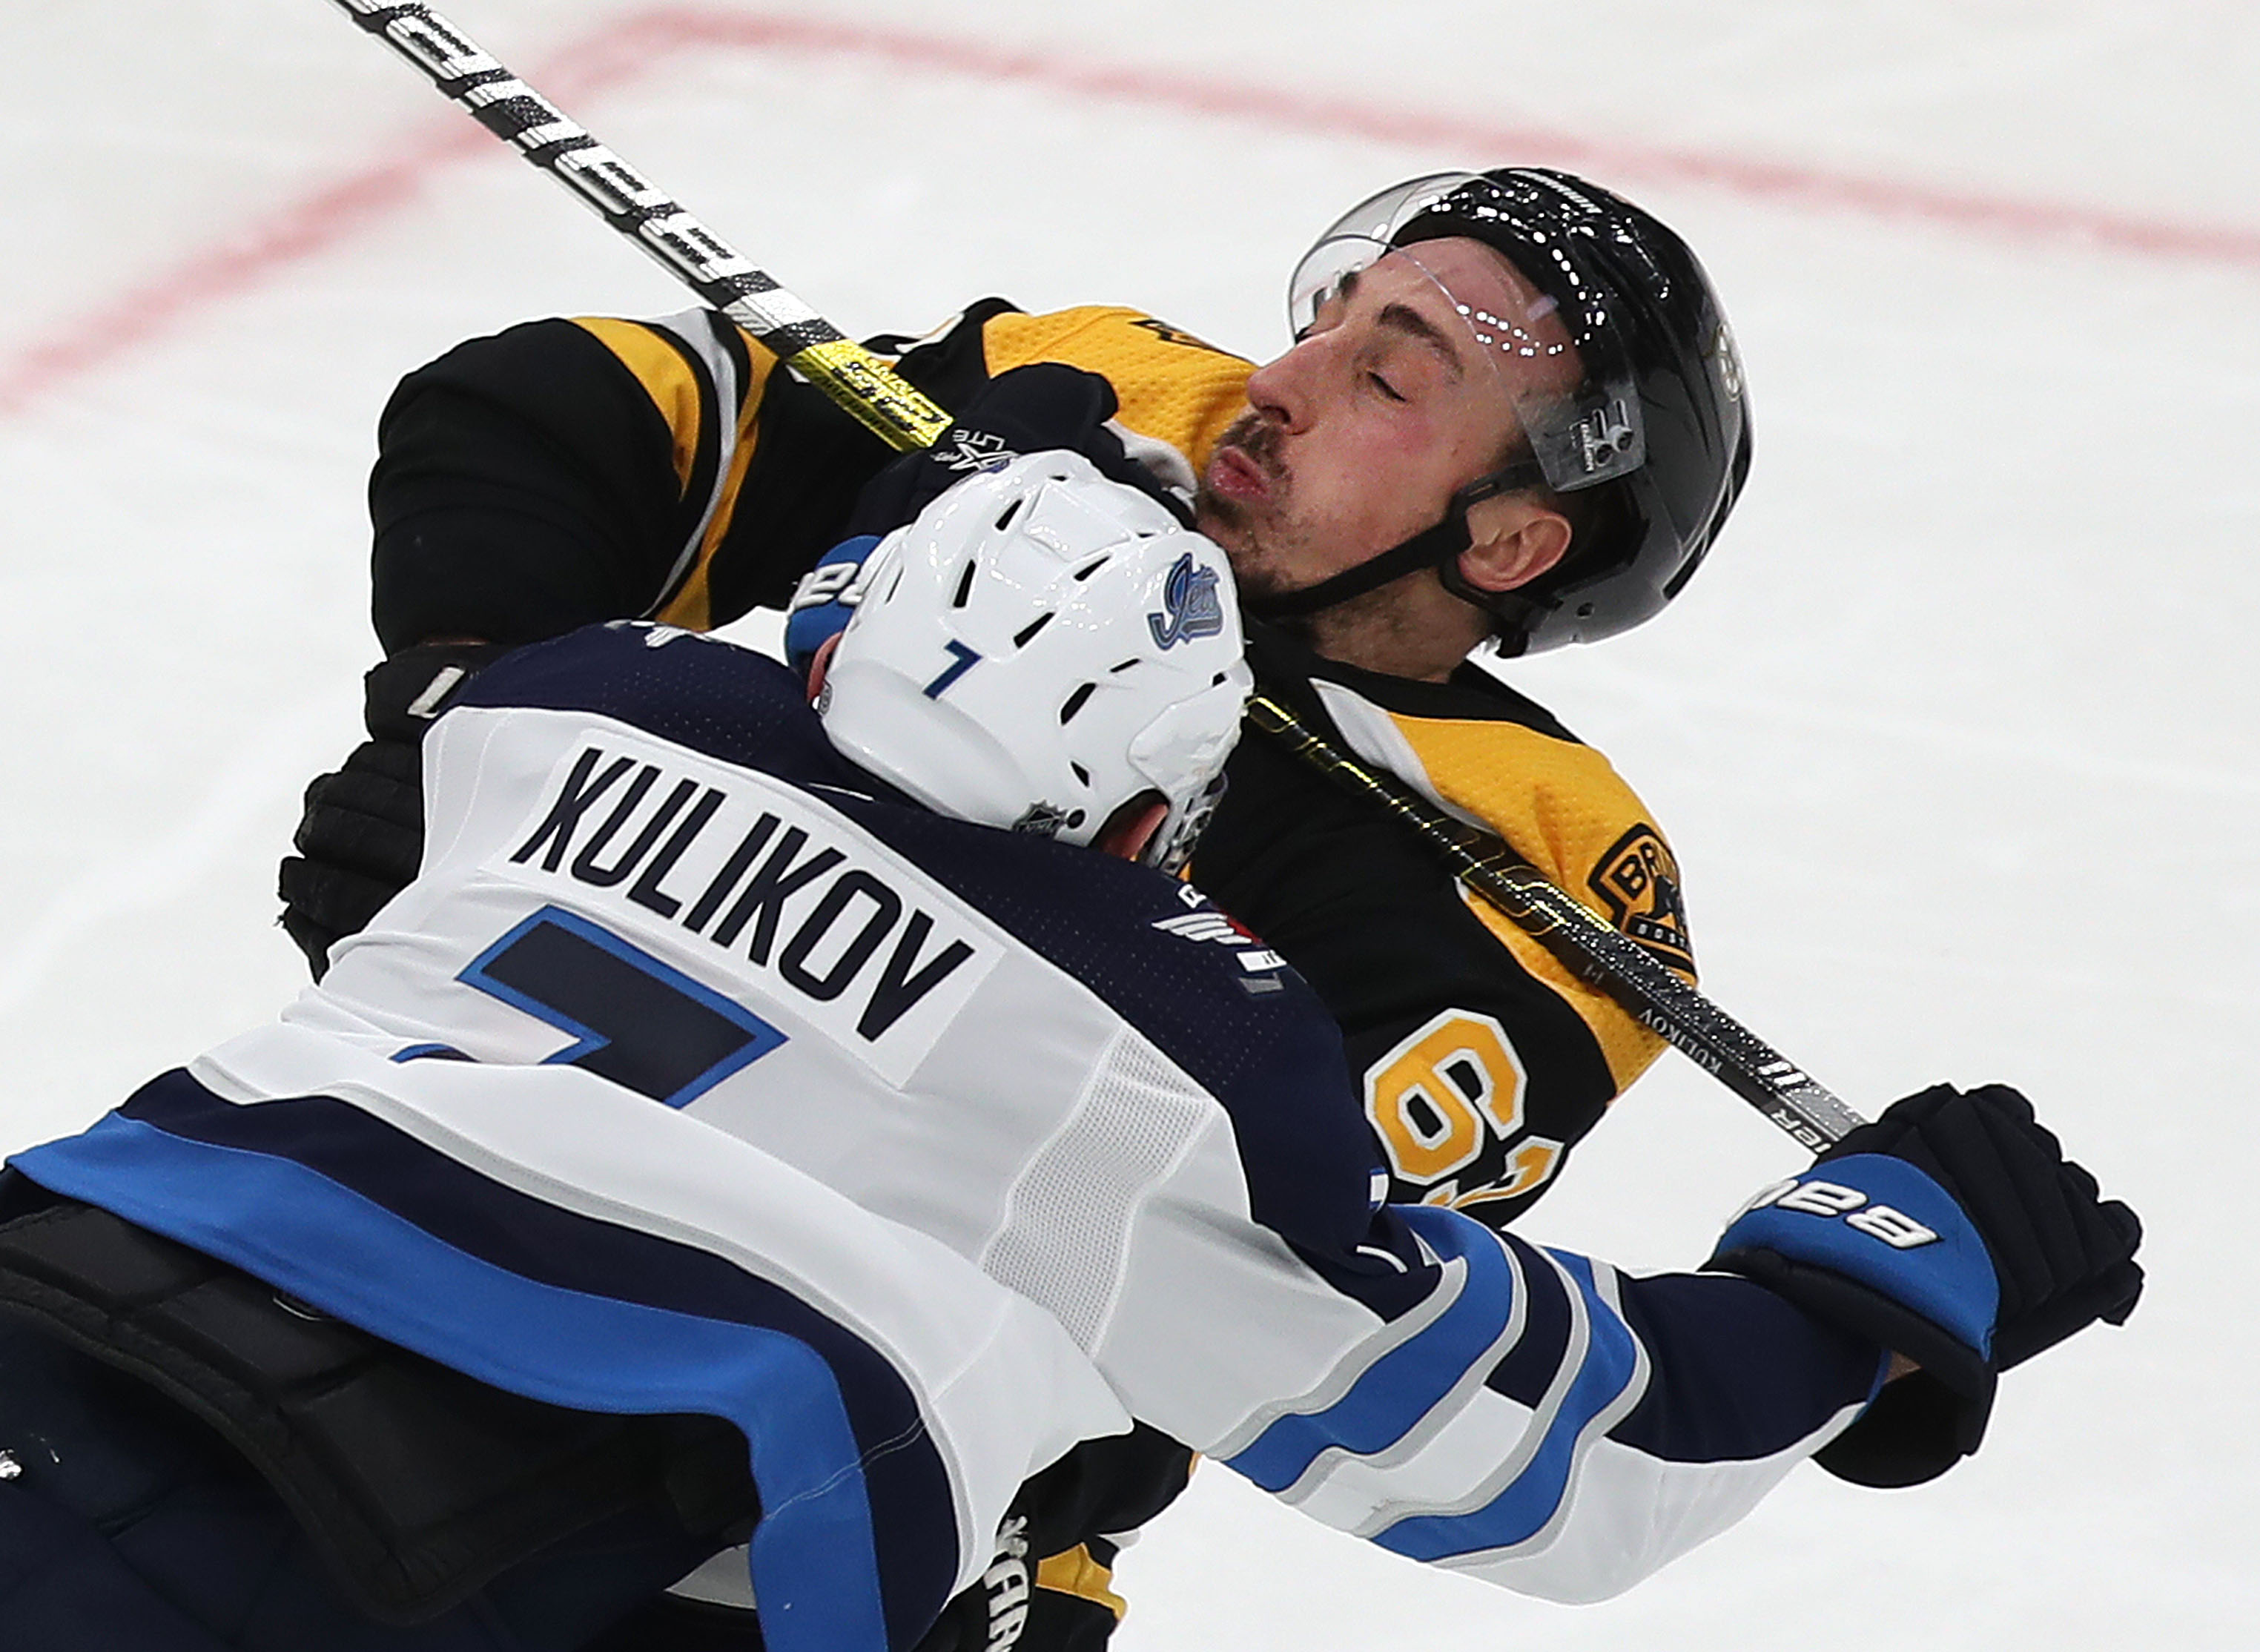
[1002,889,1869,1610]
[973,305,1253,480]
[368,303,1257,652]
[1247,1211,1880,1609]
[1194,630,1693,1226]
[1156,1192,1882,1605]
[369,305,871,650]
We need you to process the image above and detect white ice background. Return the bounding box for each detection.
[2,2,2255,1647]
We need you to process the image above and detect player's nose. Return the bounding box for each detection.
[1243,340,1321,435]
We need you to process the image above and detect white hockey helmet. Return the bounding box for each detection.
[819,450,1251,870]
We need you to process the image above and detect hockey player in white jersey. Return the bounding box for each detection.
[0,454,2139,1651]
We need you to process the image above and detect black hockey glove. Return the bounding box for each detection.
[846,362,1193,540]
[1708,1083,2141,1488]
[277,641,508,978]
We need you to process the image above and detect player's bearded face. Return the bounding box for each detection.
[1195,241,1576,605]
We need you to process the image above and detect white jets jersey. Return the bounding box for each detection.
[12,624,1885,1652]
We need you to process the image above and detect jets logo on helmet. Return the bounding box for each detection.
[1147,552,1226,650]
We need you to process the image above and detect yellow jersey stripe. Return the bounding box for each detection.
[1383,710,1688,1094]
[655,346,776,632]
[1034,1545,1129,1622]
[570,317,707,496]
[1454,887,1668,1093]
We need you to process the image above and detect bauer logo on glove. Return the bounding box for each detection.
[1709,1083,2141,1489]
[1715,1152,1998,1364]
[1731,1174,1943,1249]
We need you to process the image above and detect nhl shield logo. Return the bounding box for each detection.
[1587,824,1694,974]
[1147,552,1225,650]
[1010,802,1073,838]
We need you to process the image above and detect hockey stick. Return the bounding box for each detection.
[327,0,949,453]
[1245,696,1865,1149]
[329,0,1863,1149]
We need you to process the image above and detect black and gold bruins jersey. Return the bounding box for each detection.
[364,300,1691,1648]
[1195,627,1690,1223]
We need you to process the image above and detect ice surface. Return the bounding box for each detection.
[2,2,2253,1645]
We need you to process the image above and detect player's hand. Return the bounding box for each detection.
[1707,1083,2141,1486]
[277,641,507,977]
[848,362,1193,539]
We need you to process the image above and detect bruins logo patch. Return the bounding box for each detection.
[1587,825,1694,975]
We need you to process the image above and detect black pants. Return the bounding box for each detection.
[0,1318,727,1651]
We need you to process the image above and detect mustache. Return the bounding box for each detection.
[1217,412,1287,486]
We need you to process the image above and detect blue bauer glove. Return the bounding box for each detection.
[1709,1083,2141,1487]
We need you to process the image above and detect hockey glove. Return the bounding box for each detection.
[784,534,888,679]
[846,362,1194,540]
[277,641,508,978]
[1708,1083,2141,1487]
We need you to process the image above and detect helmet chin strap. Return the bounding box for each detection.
[1238,459,1545,621]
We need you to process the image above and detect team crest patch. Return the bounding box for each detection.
[1147,552,1225,649]
[1587,824,1694,974]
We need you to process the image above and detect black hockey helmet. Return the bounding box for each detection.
[1275,168,1752,655]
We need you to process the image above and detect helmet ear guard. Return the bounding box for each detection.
[820,452,1252,868]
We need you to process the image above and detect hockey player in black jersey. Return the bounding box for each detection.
[284,168,1737,1235]
[261,165,2074,1648]
[0,452,2141,1651]
[276,168,1743,1645]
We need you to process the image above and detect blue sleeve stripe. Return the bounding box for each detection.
[1372,1251,1649,1562]
[1226,1205,1520,1493]
[12,1114,902,1652]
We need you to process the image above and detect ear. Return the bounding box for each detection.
[1092,794,1169,863]
[804,633,844,705]
[1456,494,1571,595]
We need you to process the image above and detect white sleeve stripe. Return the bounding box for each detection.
[1368,1250,1651,1562]
[1439,1396,1866,1604]
[1275,1238,1530,1503]
[1223,1207,1515,1490]
[1210,1248,1470,1461]
[1327,1240,1594,1537]
[1307,679,1489,833]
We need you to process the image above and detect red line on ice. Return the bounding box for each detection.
[0,27,661,420]
[7,4,2258,417]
